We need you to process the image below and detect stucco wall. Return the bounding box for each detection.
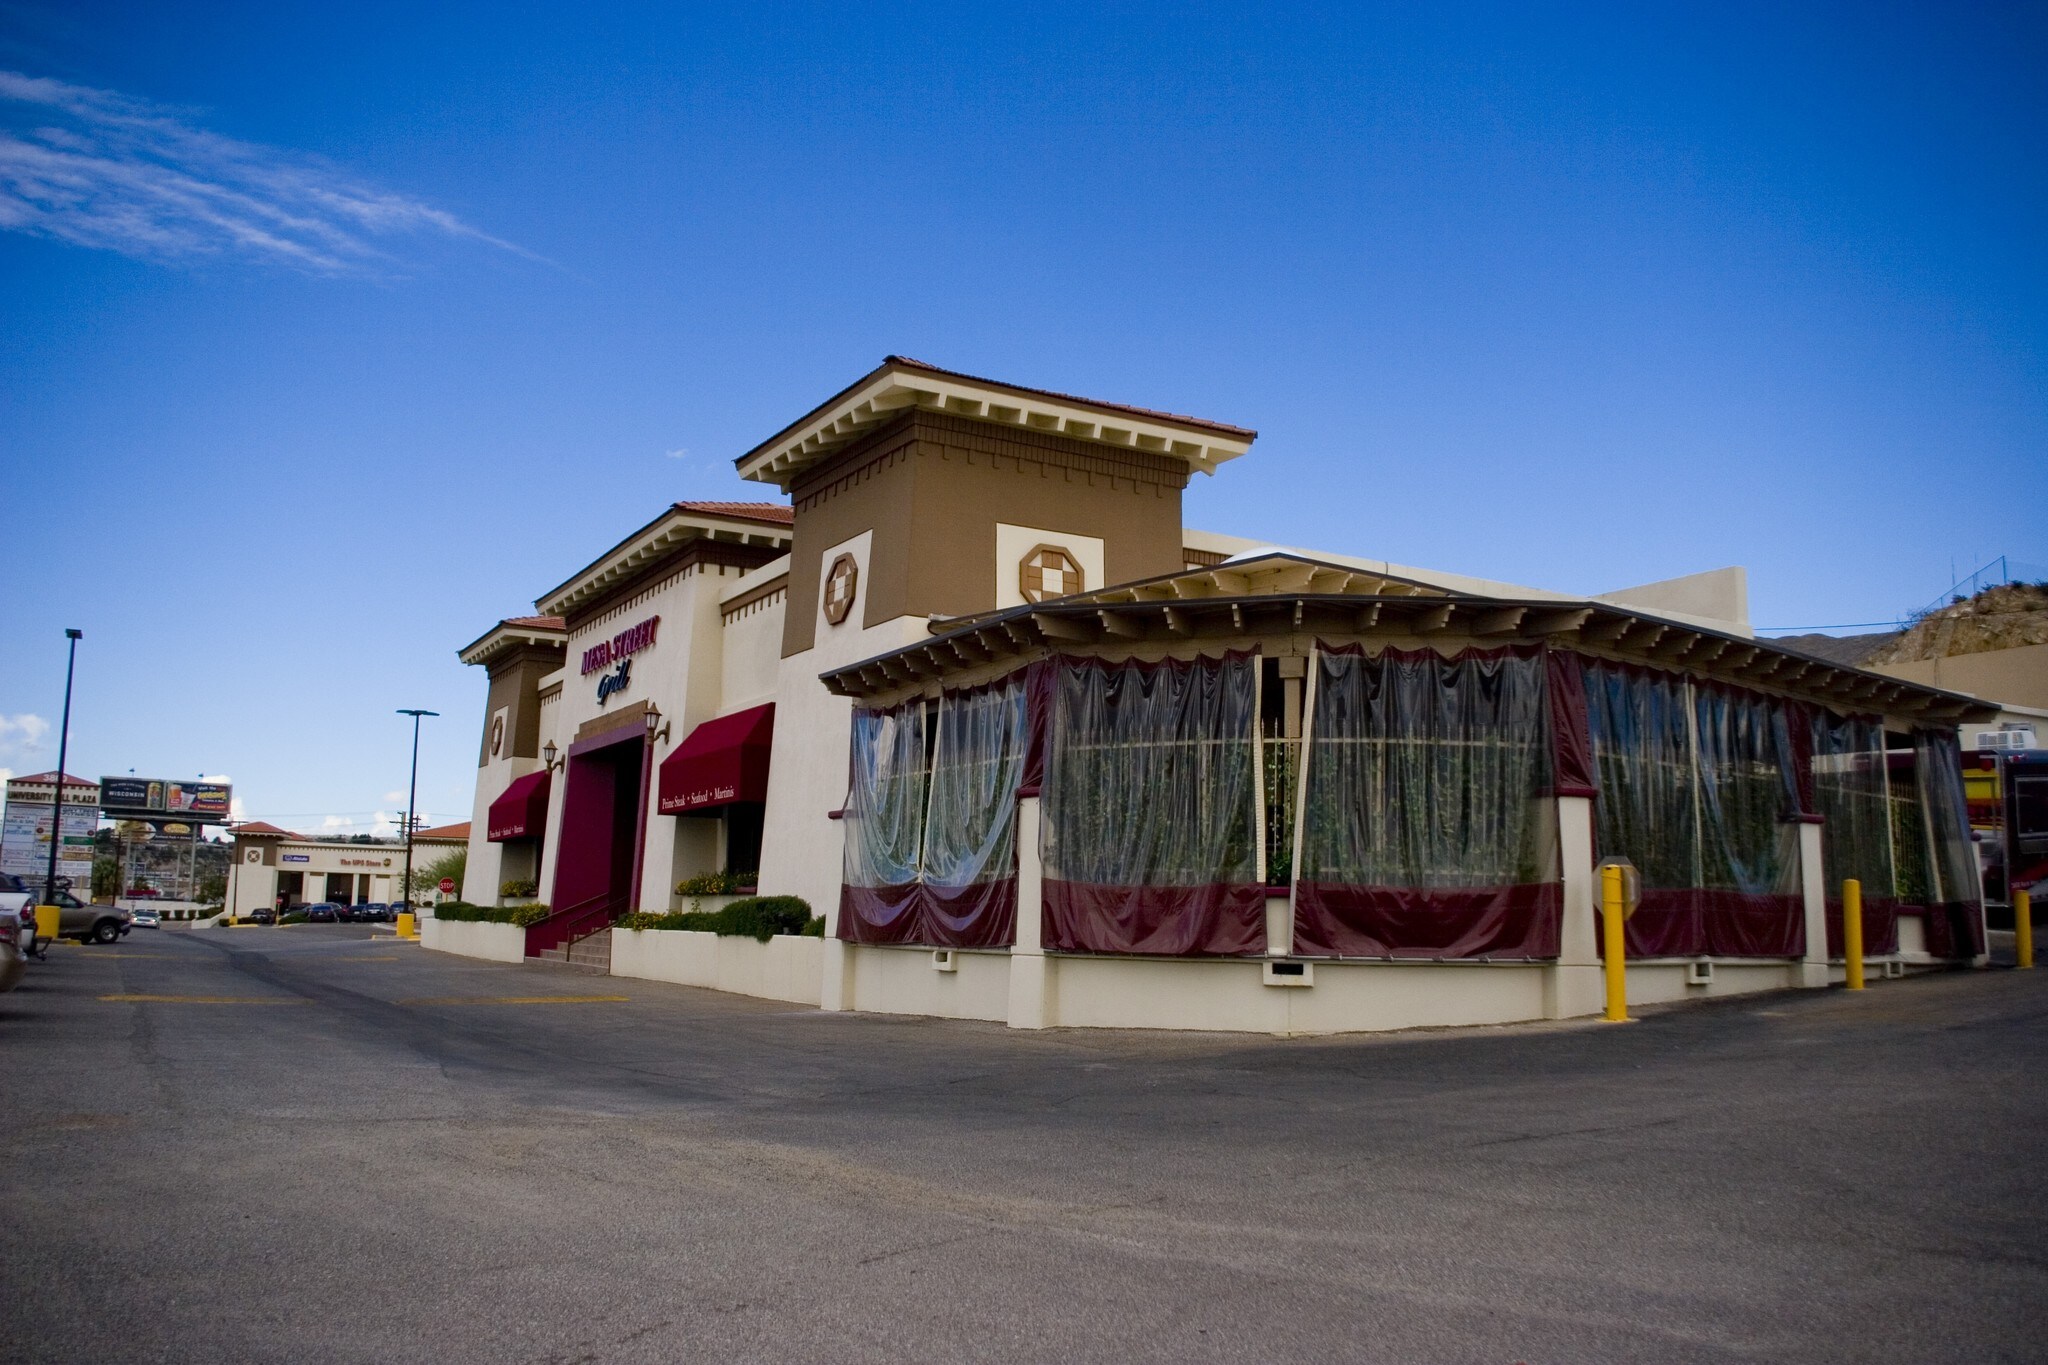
[419,915,527,964]
[609,929,821,1005]
[1872,643,2048,711]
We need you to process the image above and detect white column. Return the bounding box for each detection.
[819,813,855,1012]
[1545,796,1604,1019]
[1007,796,1055,1030]
[1797,820,1829,988]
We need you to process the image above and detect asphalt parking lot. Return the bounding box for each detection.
[2,926,2043,1364]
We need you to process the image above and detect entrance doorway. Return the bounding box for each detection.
[551,736,645,914]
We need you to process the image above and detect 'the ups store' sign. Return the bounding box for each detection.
[582,615,661,706]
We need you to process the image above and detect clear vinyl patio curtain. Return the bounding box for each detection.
[1811,711,1899,956]
[1040,653,1265,955]
[1581,660,1804,957]
[1294,646,1561,958]
[1915,728,1986,959]
[837,672,1034,948]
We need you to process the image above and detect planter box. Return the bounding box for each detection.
[611,929,821,1005]
[421,916,527,964]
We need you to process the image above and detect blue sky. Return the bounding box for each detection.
[2,1,2043,834]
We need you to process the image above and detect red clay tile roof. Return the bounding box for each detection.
[500,615,566,631]
[7,771,97,788]
[230,821,295,838]
[673,501,794,525]
[884,356,1258,440]
[412,821,470,841]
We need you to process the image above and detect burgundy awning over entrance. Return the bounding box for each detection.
[487,770,551,841]
[658,704,775,814]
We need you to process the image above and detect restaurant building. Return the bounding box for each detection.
[451,357,1994,1033]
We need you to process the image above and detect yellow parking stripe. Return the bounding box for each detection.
[397,995,631,1006]
[100,994,308,1005]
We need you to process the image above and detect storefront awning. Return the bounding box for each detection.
[486,770,551,842]
[659,704,775,814]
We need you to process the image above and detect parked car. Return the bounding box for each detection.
[244,908,277,925]
[304,903,340,924]
[130,907,161,929]
[359,902,391,922]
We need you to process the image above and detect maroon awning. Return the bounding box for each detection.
[486,770,551,842]
[659,704,775,814]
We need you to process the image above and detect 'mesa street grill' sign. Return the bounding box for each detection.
[582,615,660,707]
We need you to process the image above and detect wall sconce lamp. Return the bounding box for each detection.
[542,740,564,773]
[644,703,671,746]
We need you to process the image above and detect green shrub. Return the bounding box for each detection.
[674,869,757,896]
[499,879,539,898]
[433,901,552,926]
[279,912,309,925]
[620,895,818,942]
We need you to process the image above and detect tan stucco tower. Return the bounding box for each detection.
[735,357,1258,988]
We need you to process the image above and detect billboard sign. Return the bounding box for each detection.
[100,777,232,823]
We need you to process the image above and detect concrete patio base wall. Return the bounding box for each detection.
[420,916,527,963]
[611,929,822,1005]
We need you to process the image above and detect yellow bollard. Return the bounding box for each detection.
[1602,863,1630,1022]
[2017,887,2034,971]
[34,905,59,942]
[395,911,417,941]
[1842,878,1865,991]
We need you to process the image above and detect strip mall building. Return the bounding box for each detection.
[455,358,1993,1033]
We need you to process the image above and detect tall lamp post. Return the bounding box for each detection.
[397,709,437,921]
[43,629,82,904]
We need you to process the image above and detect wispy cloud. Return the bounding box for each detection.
[0,713,50,766]
[665,447,691,460]
[0,70,533,273]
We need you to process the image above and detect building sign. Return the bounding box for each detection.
[581,614,659,708]
[282,853,310,864]
[339,856,394,868]
[580,615,660,676]
[595,658,632,705]
[100,776,232,824]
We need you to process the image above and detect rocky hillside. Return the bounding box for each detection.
[1865,581,2048,664]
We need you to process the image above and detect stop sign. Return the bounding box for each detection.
[438,877,455,894]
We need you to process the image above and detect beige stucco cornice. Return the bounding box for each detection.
[735,357,1257,492]
[458,619,569,669]
[534,507,793,620]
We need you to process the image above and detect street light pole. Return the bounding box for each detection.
[43,629,82,903]
[397,709,437,915]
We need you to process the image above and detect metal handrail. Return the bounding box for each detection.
[523,891,620,958]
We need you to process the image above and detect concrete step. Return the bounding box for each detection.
[566,929,612,972]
